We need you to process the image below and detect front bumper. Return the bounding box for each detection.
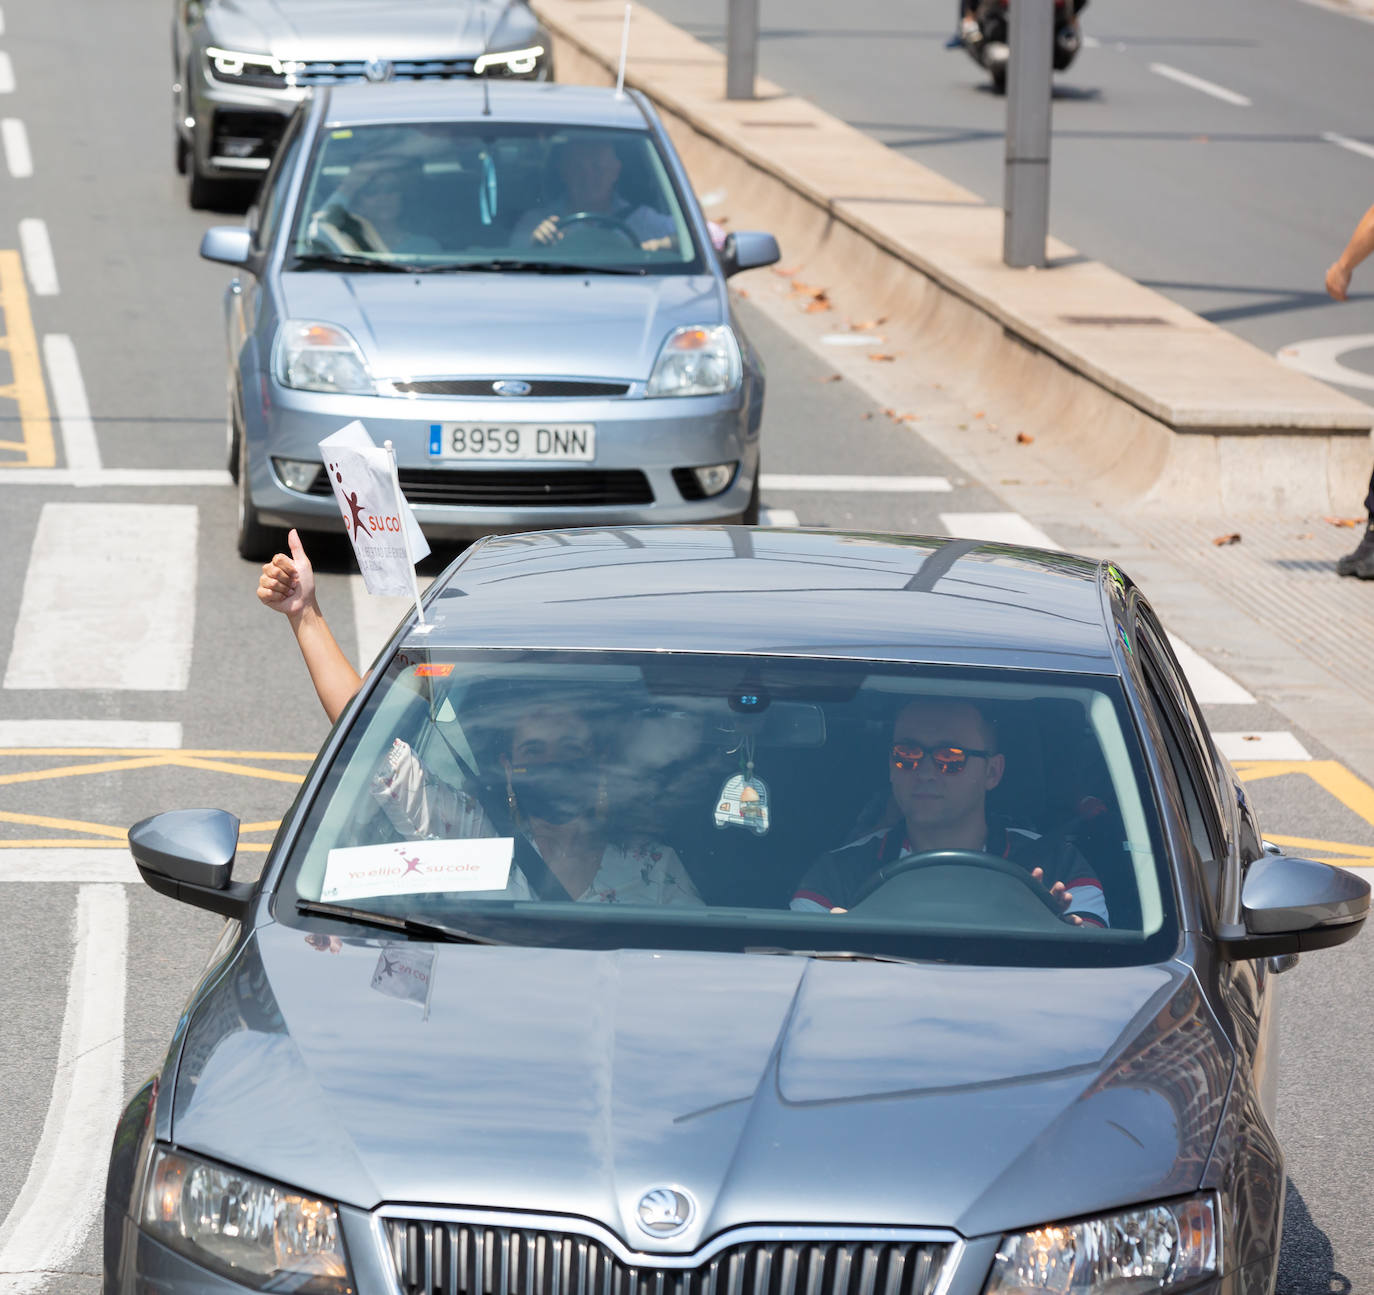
[243,383,761,540]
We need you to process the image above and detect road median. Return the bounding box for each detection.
[535,0,1373,512]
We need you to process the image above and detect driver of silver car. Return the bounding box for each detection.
[789,698,1110,926]
[510,137,677,253]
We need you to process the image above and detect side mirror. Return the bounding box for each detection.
[200,226,252,267]
[128,809,254,920]
[721,231,781,277]
[1218,854,1369,960]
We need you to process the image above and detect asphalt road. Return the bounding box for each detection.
[0,2,1372,1293]
[636,0,1374,400]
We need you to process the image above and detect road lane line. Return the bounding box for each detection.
[939,511,1060,549]
[0,885,127,1294]
[5,503,198,690]
[1165,634,1255,705]
[1149,63,1251,107]
[0,721,183,747]
[759,507,800,526]
[762,473,953,493]
[1323,131,1374,162]
[18,218,58,295]
[0,851,139,882]
[0,809,131,842]
[0,467,231,486]
[41,335,100,472]
[2,118,30,177]
[1214,731,1312,762]
[0,51,12,94]
[0,249,54,467]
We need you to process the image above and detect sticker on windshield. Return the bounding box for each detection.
[321,838,513,902]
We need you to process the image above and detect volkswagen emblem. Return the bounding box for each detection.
[363,57,395,83]
[636,1188,694,1238]
[492,379,532,397]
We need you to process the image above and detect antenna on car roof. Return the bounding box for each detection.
[479,8,495,116]
[615,3,632,98]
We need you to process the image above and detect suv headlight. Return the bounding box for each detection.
[205,46,291,88]
[141,1147,351,1294]
[646,325,742,398]
[276,321,375,395]
[985,1196,1218,1295]
[473,44,546,76]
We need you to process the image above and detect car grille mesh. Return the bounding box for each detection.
[391,379,631,398]
[384,1223,949,1295]
[305,468,653,507]
[291,57,478,84]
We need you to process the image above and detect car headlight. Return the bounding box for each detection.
[141,1147,352,1294]
[646,325,742,398]
[473,44,546,76]
[276,321,375,395]
[985,1196,1218,1295]
[205,46,291,88]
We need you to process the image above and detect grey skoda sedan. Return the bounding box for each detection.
[109,528,1366,1295]
[200,83,778,558]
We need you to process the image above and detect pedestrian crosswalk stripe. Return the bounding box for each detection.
[1165,634,1255,706]
[1214,731,1312,762]
[0,850,140,883]
[938,511,1060,550]
[0,721,183,748]
[4,503,198,690]
[763,474,952,493]
[759,507,800,527]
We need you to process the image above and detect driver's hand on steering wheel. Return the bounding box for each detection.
[531,215,563,245]
[1031,867,1084,925]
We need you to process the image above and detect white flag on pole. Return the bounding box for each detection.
[319,421,430,597]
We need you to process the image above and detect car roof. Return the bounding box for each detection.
[405,527,1121,672]
[319,81,652,130]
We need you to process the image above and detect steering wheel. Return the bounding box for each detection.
[308,204,387,256]
[848,849,1067,917]
[558,211,641,248]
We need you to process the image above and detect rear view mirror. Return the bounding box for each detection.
[199,226,252,267]
[1218,854,1369,960]
[128,809,254,920]
[721,231,781,277]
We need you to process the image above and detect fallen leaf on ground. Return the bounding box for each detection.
[817,373,842,383]
[1324,516,1364,528]
[1212,532,1242,546]
[772,265,798,277]
[1241,734,1261,742]
[789,280,821,297]
[804,295,832,313]
[869,352,897,363]
[735,288,749,299]
[1016,432,1035,444]
[1296,532,1313,540]
[973,411,985,419]
[862,412,874,420]
[899,413,921,422]
[850,316,888,332]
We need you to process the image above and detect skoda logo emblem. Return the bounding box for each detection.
[492,379,532,397]
[636,1188,694,1238]
[363,57,395,82]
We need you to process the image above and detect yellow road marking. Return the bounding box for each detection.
[0,248,54,467]
[0,808,128,838]
[164,755,305,786]
[0,840,270,851]
[0,748,314,758]
[0,754,177,786]
[1234,760,1374,832]
[239,821,282,834]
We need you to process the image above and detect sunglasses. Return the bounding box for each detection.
[890,743,992,775]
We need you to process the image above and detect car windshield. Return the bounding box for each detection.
[286,121,705,273]
[279,651,1177,967]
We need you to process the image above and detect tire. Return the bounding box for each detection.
[187,143,223,210]
[174,129,188,175]
[739,468,761,526]
[991,64,1007,95]
[226,393,240,481]
[236,433,275,561]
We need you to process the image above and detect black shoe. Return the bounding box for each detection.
[1336,523,1374,578]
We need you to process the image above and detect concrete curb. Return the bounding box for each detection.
[535,0,1374,512]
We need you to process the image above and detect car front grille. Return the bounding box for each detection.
[391,379,631,398]
[291,57,477,85]
[305,468,653,507]
[384,1221,950,1295]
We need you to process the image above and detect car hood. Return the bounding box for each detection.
[172,931,1230,1243]
[204,0,531,60]
[278,271,723,381]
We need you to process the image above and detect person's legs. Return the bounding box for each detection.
[1336,464,1374,578]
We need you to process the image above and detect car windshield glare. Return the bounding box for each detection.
[287,122,704,274]
[279,651,1177,968]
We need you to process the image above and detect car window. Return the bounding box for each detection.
[253,107,307,254]
[285,121,704,273]
[275,652,1177,968]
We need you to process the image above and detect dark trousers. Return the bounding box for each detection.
[1365,467,1374,516]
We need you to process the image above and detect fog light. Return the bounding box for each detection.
[273,458,322,492]
[692,463,737,497]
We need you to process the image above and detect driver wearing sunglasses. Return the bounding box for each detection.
[789,699,1109,927]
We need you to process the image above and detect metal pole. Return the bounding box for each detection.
[726,0,759,100]
[1003,0,1055,268]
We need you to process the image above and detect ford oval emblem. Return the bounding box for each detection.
[363,57,395,83]
[492,379,532,397]
[636,1188,694,1238]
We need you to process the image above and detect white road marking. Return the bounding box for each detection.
[759,507,800,527]
[0,51,12,94]
[18,218,58,295]
[0,468,231,487]
[1165,633,1255,705]
[938,511,1060,549]
[41,335,101,472]
[1276,333,1374,392]
[0,721,183,747]
[1149,62,1251,107]
[351,575,421,669]
[1,117,30,177]
[0,850,141,883]
[1323,130,1374,162]
[5,503,199,691]
[0,885,127,1295]
[0,9,6,35]
[763,473,952,493]
[821,333,884,347]
[1214,731,1313,762]
[699,188,728,209]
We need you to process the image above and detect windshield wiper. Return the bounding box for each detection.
[422,258,648,276]
[297,898,509,945]
[290,252,428,273]
[744,946,930,966]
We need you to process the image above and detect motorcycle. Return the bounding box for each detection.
[960,0,1085,96]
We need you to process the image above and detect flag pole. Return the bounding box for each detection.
[384,439,427,628]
